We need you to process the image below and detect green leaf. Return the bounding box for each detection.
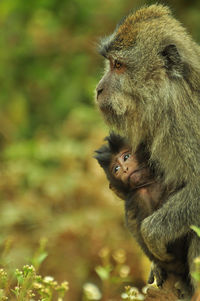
[36,252,48,266]
[191,225,200,237]
[95,265,112,281]
[191,271,200,281]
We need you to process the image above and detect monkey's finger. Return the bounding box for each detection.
[151,247,174,262]
[154,254,173,262]
[156,276,164,287]
[158,253,174,262]
[155,269,167,287]
[148,270,155,284]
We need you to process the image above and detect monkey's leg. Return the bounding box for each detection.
[141,183,200,262]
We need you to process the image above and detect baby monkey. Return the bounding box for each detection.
[95,133,190,293]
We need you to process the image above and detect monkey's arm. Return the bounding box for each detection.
[141,183,200,261]
[126,208,168,286]
[126,207,157,261]
[126,205,167,262]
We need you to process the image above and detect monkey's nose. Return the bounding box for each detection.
[96,88,103,99]
[123,166,128,173]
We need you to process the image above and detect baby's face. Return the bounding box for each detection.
[110,148,139,185]
[110,148,150,189]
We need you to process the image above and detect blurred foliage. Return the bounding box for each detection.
[0,240,69,300]
[0,0,199,300]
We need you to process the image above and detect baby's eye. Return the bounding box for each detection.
[124,153,131,161]
[114,165,120,174]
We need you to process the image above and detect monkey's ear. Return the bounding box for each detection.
[161,44,183,77]
[109,183,125,200]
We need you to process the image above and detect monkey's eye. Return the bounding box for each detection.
[114,60,122,69]
[114,165,120,174]
[123,153,131,161]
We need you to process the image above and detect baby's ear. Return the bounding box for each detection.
[109,183,125,200]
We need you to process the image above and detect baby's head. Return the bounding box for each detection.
[94,133,150,199]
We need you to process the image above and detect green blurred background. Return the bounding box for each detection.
[0,0,200,300]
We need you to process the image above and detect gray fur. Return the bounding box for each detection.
[96,4,200,294]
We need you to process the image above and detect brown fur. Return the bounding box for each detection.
[96,4,200,294]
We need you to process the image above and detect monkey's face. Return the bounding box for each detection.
[110,148,150,189]
[96,55,136,126]
[96,5,191,136]
[110,149,139,186]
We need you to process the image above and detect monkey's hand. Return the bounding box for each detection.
[148,262,167,287]
[141,216,174,262]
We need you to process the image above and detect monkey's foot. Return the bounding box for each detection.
[148,262,167,287]
[145,274,192,301]
[175,280,193,300]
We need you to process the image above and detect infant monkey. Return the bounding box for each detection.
[95,133,190,291]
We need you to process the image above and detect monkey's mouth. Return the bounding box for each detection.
[98,101,114,113]
[128,169,142,184]
[128,168,154,189]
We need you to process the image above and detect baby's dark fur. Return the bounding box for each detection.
[95,133,190,291]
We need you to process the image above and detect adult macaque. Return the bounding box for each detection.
[95,4,200,293]
[95,133,189,293]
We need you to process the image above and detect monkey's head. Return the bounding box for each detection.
[94,132,130,199]
[94,132,151,199]
[96,4,200,151]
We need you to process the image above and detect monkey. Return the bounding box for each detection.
[95,4,200,294]
[94,133,190,292]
